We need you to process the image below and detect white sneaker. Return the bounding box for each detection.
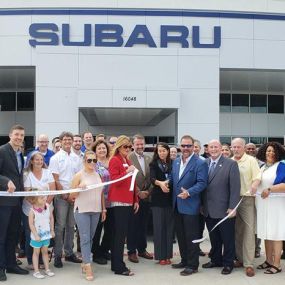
[45,269,55,277]
[33,271,45,279]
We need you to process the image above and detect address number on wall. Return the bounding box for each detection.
[123,96,136,101]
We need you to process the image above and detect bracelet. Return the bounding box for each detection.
[102,209,107,213]
[267,187,271,192]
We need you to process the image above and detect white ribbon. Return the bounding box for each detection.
[0,169,139,197]
[192,190,285,244]
[192,197,244,244]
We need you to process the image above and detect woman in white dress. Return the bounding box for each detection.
[255,142,285,274]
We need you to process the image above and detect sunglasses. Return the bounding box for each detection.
[180,144,193,148]
[123,145,132,149]
[109,141,116,145]
[86,158,96,163]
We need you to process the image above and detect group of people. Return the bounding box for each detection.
[0,124,285,282]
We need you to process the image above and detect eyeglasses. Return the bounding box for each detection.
[109,141,116,145]
[122,145,132,149]
[86,159,96,163]
[180,144,193,148]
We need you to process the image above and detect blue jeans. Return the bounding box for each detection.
[74,211,100,264]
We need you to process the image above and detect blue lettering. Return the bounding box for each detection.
[29,23,59,47]
[95,24,123,47]
[125,25,156,47]
[62,24,91,46]
[28,23,221,49]
[160,25,189,48]
[192,26,221,48]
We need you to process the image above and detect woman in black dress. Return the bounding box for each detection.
[149,142,174,265]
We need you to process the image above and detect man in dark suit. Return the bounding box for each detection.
[0,125,29,281]
[127,134,153,263]
[202,140,240,275]
[170,135,208,276]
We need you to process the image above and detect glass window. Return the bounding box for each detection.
[145,136,157,145]
[268,95,284,113]
[249,137,267,145]
[17,92,34,111]
[232,94,249,113]
[220,93,231,112]
[0,92,16,111]
[250,95,267,113]
[0,136,9,146]
[159,136,175,144]
[24,136,34,151]
[268,137,284,144]
[220,136,231,145]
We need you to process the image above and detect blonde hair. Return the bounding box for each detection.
[110,135,131,158]
[26,188,43,205]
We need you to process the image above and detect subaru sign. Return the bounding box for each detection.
[29,23,221,48]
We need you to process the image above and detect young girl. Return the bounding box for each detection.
[28,194,55,279]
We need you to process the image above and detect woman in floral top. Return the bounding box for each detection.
[91,140,112,264]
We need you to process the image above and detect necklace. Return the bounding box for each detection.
[264,162,275,171]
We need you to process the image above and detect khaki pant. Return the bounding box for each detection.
[235,196,256,268]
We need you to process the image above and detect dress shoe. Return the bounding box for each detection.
[138,251,153,260]
[128,253,139,263]
[0,269,7,281]
[233,260,243,268]
[245,267,255,277]
[104,252,111,260]
[165,259,172,265]
[54,257,63,268]
[93,256,107,265]
[65,254,82,263]
[159,260,167,265]
[6,265,29,275]
[180,267,198,276]
[202,261,222,269]
[172,262,186,269]
[221,266,233,275]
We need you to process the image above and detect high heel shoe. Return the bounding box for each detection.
[81,263,86,274]
[83,263,94,281]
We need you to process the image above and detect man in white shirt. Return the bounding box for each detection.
[49,131,82,268]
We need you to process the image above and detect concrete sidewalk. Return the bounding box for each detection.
[8,240,285,285]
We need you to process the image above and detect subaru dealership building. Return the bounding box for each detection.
[1,0,285,148]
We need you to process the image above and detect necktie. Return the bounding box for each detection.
[208,161,216,177]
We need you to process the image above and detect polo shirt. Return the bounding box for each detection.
[232,153,261,196]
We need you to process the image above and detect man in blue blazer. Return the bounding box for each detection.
[170,135,208,276]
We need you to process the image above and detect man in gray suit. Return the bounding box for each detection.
[0,125,29,281]
[202,140,240,275]
[127,134,153,263]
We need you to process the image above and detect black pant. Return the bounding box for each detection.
[0,205,21,269]
[127,201,150,255]
[174,210,200,270]
[206,216,235,268]
[92,209,112,258]
[111,206,133,273]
